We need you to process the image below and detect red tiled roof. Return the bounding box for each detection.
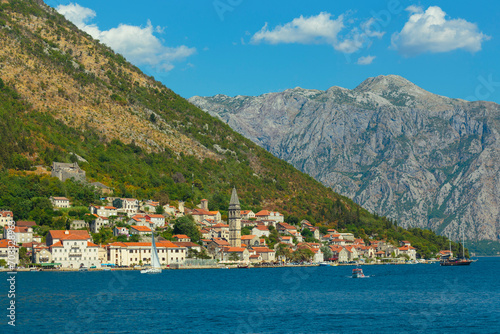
[50,241,64,248]
[399,245,416,251]
[253,225,269,231]
[0,210,13,217]
[191,208,211,215]
[130,225,152,232]
[52,197,69,200]
[224,247,246,253]
[241,235,257,240]
[255,210,270,216]
[173,234,190,239]
[12,226,31,233]
[16,221,36,227]
[0,239,18,248]
[251,247,274,253]
[277,222,295,230]
[87,242,99,247]
[49,230,90,240]
[146,214,165,218]
[329,245,343,252]
[211,239,230,246]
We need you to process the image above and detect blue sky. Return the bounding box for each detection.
[46,0,500,103]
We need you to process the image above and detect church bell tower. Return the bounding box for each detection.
[228,187,241,247]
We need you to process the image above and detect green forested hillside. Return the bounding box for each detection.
[0,0,464,258]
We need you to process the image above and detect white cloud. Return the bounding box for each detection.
[391,6,490,56]
[55,3,95,27]
[251,12,344,45]
[56,3,195,71]
[357,55,375,65]
[250,12,385,54]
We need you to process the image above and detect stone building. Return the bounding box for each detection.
[228,187,241,248]
[0,210,14,228]
[51,162,86,182]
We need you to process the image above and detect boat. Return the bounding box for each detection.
[78,266,89,272]
[141,226,162,274]
[237,264,249,269]
[319,262,330,267]
[352,266,365,278]
[440,231,474,266]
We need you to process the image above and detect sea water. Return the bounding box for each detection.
[1,257,499,333]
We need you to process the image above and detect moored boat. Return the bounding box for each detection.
[440,230,475,267]
[352,267,365,278]
[440,258,473,266]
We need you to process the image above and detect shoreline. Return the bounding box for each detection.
[0,261,443,272]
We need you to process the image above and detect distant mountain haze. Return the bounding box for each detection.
[190,75,500,242]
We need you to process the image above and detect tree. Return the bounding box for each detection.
[197,248,211,259]
[276,243,291,262]
[285,215,299,225]
[187,249,199,259]
[92,227,113,245]
[292,248,315,262]
[193,179,204,190]
[228,252,240,261]
[173,216,200,242]
[19,247,30,266]
[301,228,312,238]
[241,226,252,236]
[321,246,333,260]
[0,259,7,268]
[155,205,164,214]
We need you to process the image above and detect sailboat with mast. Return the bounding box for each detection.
[440,230,474,266]
[141,224,162,274]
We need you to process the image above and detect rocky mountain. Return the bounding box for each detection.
[190,75,500,243]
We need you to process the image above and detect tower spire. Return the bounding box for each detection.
[229,187,240,207]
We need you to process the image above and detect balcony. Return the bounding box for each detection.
[69,253,82,257]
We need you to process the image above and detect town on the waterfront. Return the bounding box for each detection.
[1,163,457,272]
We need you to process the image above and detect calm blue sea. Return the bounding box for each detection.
[1,257,499,334]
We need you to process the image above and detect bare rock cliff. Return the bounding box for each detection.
[190,75,500,242]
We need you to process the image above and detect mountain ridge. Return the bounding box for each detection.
[189,76,500,244]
